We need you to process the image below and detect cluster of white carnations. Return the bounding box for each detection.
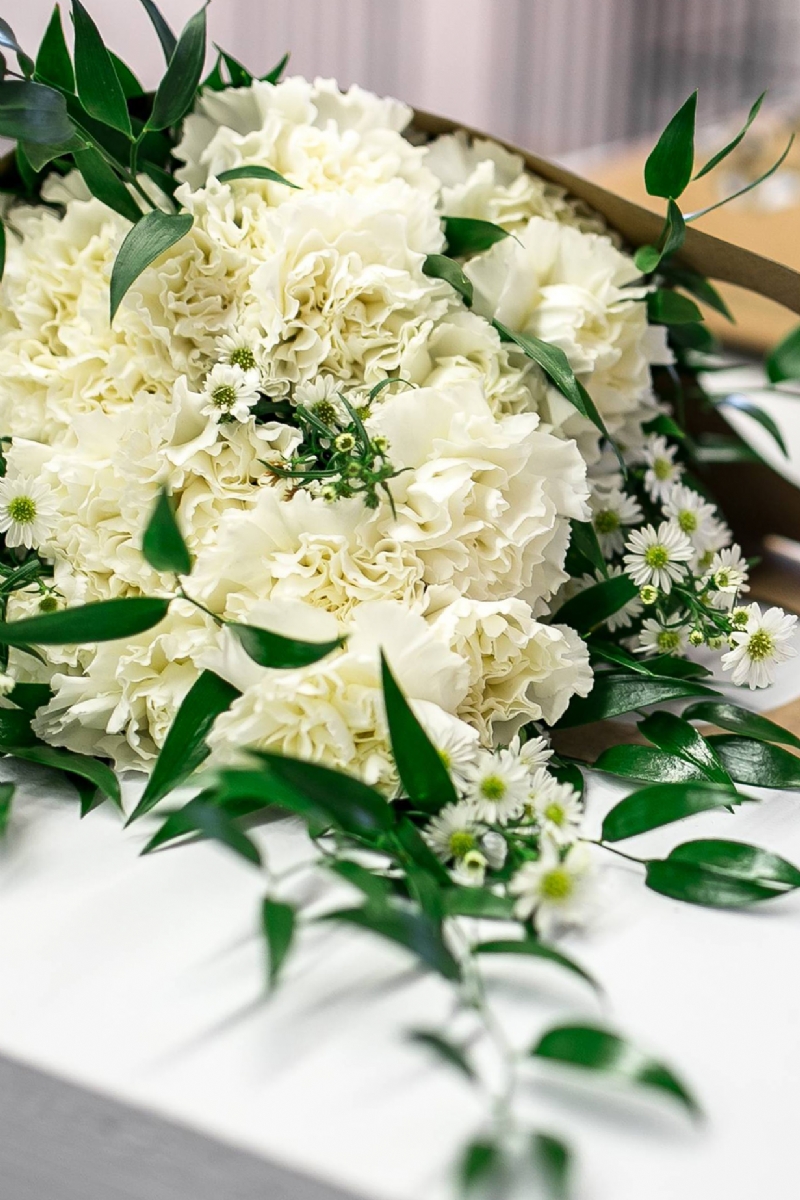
[0,73,792,853]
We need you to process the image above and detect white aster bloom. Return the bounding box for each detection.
[643,435,682,502]
[413,700,480,789]
[451,849,488,888]
[216,332,261,374]
[637,616,692,658]
[423,801,483,864]
[202,362,261,422]
[707,545,750,601]
[509,840,596,937]
[529,775,584,846]
[662,485,719,552]
[0,475,58,549]
[463,747,530,824]
[590,487,643,556]
[623,521,693,594]
[517,734,553,771]
[721,603,797,689]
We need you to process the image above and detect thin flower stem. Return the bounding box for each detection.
[591,840,647,866]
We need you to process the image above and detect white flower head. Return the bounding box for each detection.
[463,747,530,824]
[662,485,719,551]
[423,801,483,864]
[293,375,349,428]
[529,774,584,846]
[637,616,692,658]
[0,475,57,549]
[202,362,261,422]
[623,521,693,594]
[413,702,479,790]
[590,487,643,557]
[707,544,750,603]
[216,332,261,375]
[451,848,488,888]
[509,839,596,938]
[643,434,682,502]
[721,603,797,689]
[516,733,553,772]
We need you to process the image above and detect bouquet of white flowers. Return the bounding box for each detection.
[1,4,800,1192]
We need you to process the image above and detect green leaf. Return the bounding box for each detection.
[0,597,170,646]
[250,751,395,835]
[128,670,240,820]
[558,674,715,728]
[262,897,296,987]
[645,857,784,908]
[216,164,299,189]
[408,1029,475,1081]
[714,393,788,457]
[634,200,686,274]
[392,816,451,884]
[149,794,261,864]
[659,264,734,322]
[35,6,75,92]
[459,1140,502,1196]
[229,620,343,669]
[766,324,800,384]
[442,888,516,920]
[109,52,144,101]
[0,79,73,144]
[638,711,733,785]
[0,707,37,747]
[670,321,717,354]
[139,0,177,63]
[474,938,599,991]
[694,92,765,180]
[6,744,120,807]
[682,700,800,752]
[200,52,225,93]
[531,1023,699,1115]
[634,244,662,274]
[646,654,712,680]
[594,745,706,785]
[552,575,637,635]
[647,289,703,325]
[691,432,760,465]
[72,0,132,137]
[73,146,141,222]
[708,735,800,789]
[324,902,460,981]
[0,18,25,58]
[601,781,739,842]
[21,132,85,173]
[142,487,193,575]
[218,48,252,88]
[442,216,510,257]
[0,781,14,836]
[261,51,289,85]
[588,639,653,676]
[642,412,686,441]
[422,253,473,306]
[110,210,194,320]
[147,5,207,131]
[531,1133,571,1200]
[7,682,52,715]
[568,519,607,577]
[644,90,697,198]
[686,135,794,224]
[327,860,393,905]
[380,652,457,814]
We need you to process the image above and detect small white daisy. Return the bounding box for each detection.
[623,521,693,594]
[414,705,479,790]
[643,434,683,502]
[517,734,553,772]
[637,616,692,658]
[706,545,750,607]
[662,485,719,552]
[202,362,261,422]
[529,776,584,847]
[423,802,483,864]
[0,475,58,549]
[293,375,348,428]
[216,333,260,374]
[451,849,488,888]
[463,748,530,824]
[590,487,643,557]
[509,840,596,939]
[721,603,797,689]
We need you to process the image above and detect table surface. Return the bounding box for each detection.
[1,652,800,1200]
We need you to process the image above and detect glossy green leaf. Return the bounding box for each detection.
[686,135,794,223]
[683,700,800,752]
[328,860,393,905]
[638,711,733,784]
[0,781,14,836]
[647,289,703,325]
[714,393,788,457]
[659,263,734,321]
[645,858,782,908]
[142,487,193,575]
[109,52,144,101]
[250,751,395,834]
[73,146,141,222]
[146,794,260,864]
[139,0,177,63]
[474,938,599,991]
[531,1023,699,1115]
[408,1029,475,1081]
[531,1133,571,1200]
[644,91,697,198]
[694,92,765,180]
[147,5,207,131]
[0,597,170,646]
[459,1140,502,1195]
[323,902,460,980]
[0,18,24,58]
[392,817,450,884]
[261,51,289,85]
[495,322,609,437]
[216,164,299,189]
[422,253,473,306]
[552,575,637,635]
[381,653,457,814]
[670,320,717,354]
[442,216,510,257]
[230,621,343,669]
[72,0,132,136]
[21,132,85,173]
[588,639,653,676]
[6,743,120,807]
[550,759,584,798]
[558,674,715,728]
[708,735,800,789]
[0,79,73,144]
[262,897,296,987]
[35,6,74,92]
[601,781,739,843]
[766,324,800,384]
[129,670,241,821]
[568,518,607,577]
[594,744,706,785]
[646,654,713,680]
[218,48,252,88]
[635,199,686,273]
[0,707,37,748]
[110,210,194,319]
[7,682,52,715]
[443,888,516,920]
[673,837,800,886]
